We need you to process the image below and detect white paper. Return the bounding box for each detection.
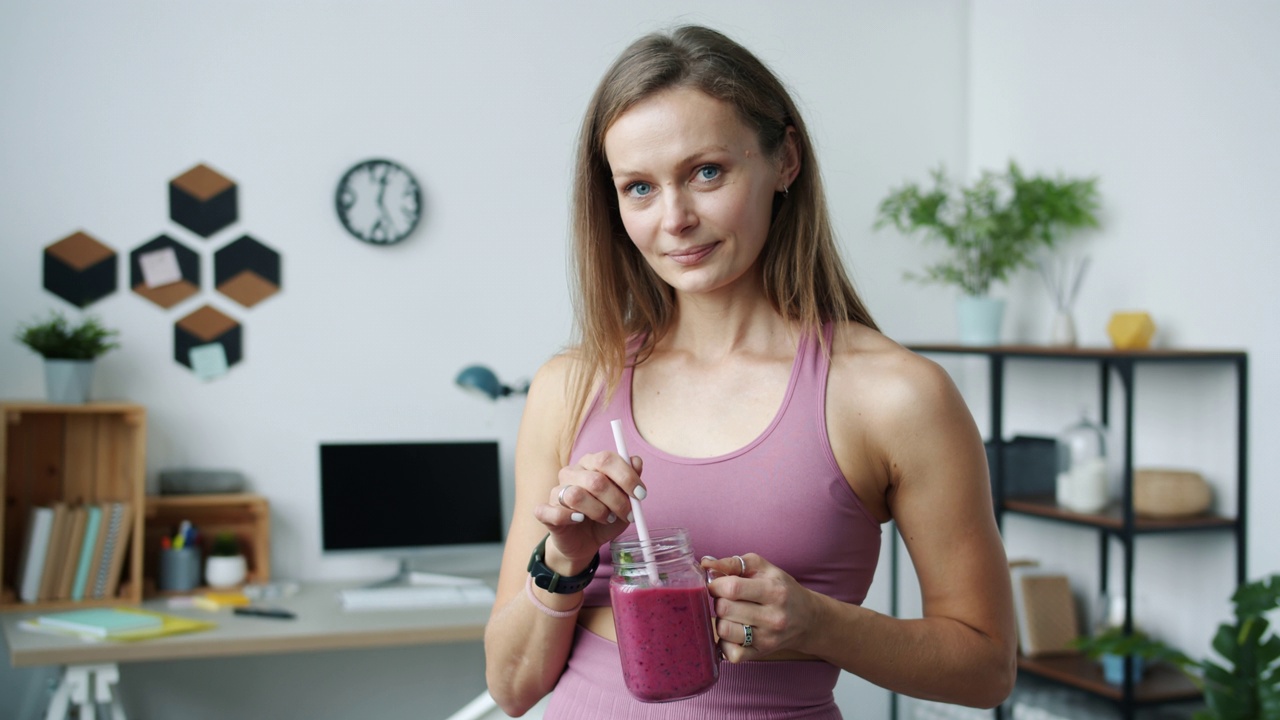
[139,247,183,288]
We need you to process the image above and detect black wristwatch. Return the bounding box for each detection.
[527,534,599,594]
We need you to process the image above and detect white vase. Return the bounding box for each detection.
[1050,311,1077,347]
[205,555,248,588]
[956,296,1006,346]
[44,359,94,404]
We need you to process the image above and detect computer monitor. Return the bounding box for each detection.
[319,440,504,587]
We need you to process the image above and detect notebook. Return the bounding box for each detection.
[36,608,163,638]
[16,506,55,603]
[70,505,103,601]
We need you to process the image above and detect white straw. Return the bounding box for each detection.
[611,419,660,585]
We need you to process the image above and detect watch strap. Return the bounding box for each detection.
[527,534,599,595]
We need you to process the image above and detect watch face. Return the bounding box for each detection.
[335,159,423,245]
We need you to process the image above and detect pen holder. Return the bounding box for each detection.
[159,546,202,592]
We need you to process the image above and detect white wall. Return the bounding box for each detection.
[0,2,970,718]
[897,7,1280,717]
[964,0,1279,658]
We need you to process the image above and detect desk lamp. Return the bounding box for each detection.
[455,365,529,400]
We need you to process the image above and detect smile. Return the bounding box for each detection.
[665,242,720,266]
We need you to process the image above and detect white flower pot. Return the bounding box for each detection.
[956,296,1005,346]
[44,359,94,404]
[205,555,248,589]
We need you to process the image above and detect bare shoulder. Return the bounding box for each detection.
[825,322,982,508]
[521,349,601,466]
[827,322,961,424]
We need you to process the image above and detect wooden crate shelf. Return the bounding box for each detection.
[1,402,147,611]
[143,493,270,596]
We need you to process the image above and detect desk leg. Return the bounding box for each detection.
[92,663,127,720]
[44,664,127,720]
[44,665,84,720]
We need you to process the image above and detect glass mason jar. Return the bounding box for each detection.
[610,527,719,703]
[1056,413,1109,513]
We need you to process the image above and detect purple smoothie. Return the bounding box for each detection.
[611,582,720,702]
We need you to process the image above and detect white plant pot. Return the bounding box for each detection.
[956,296,1006,346]
[205,555,248,589]
[44,359,94,404]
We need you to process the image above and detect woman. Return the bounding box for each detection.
[485,25,1016,719]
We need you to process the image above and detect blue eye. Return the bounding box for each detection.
[697,166,720,181]
[626,182,652,198]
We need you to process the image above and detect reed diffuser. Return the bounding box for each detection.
[1037,255,1090,347]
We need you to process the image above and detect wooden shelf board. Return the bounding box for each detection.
[1018,654,1201,704]
[1004,495,1236,532]
[3,401,145,415]
[909,344,1246,361]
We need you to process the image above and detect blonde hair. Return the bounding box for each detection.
[565,25,876,438]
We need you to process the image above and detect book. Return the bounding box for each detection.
[38,503,69,601]
[90,503,124,599]
[54,505,89,600]
[16,506,55,603]
[23,608,215,643]
[101,501,134,599]
[1019,574,1080,657]
[82,503,113,600]
[36,608,163,638]
[70,505,103,601]
[1008,559,1040,655]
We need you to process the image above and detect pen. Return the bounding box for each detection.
[174,520,191,549]
[234,606,296,620]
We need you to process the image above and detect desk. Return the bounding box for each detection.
[2,581,492,718]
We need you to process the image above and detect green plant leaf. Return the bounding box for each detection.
[14,311,120,360]
[873,160,1101,296]
[1234,575,1280,619]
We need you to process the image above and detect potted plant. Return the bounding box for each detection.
[204,532,248,589]
[1071,626,1173,685]
[14,310,120,403]
[874,160,1101,345]
[1072,574,1280,719]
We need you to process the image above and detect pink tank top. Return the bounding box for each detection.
[572,324,882,609]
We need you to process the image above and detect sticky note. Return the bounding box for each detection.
[139,247,183,288]
[190,343,229,381]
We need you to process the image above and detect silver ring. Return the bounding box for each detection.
[557,485,571,507]
[733,555,746,575]
[742,624,754,648]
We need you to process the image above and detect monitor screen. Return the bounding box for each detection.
[319,441,504,555]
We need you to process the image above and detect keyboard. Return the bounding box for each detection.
[338,583,496,612]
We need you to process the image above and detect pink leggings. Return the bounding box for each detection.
[545,627,843,719]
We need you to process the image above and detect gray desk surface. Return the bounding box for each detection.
[2,581,491,668]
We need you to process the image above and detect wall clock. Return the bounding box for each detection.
[335,159,423,245]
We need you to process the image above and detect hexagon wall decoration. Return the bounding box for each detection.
[43,231,118,307]
[175,304,242,372]
[170,163,237,238]
[131,234,200,309]
[215,234,281,308]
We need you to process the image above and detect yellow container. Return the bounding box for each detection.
[1107,312,1156,349]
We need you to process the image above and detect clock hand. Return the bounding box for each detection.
[377,172,389,209]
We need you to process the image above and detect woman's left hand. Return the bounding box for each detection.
[701,553,820,662]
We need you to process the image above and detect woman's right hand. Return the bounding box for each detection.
[531,450,645,570]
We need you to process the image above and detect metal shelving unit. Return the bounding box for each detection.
[898,344,1248,720]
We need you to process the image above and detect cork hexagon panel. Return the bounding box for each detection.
[215,235,281,308]
[131,234,201,308]
[175,304,242,371]
[43,231,118,307]
[170,163,237,238]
